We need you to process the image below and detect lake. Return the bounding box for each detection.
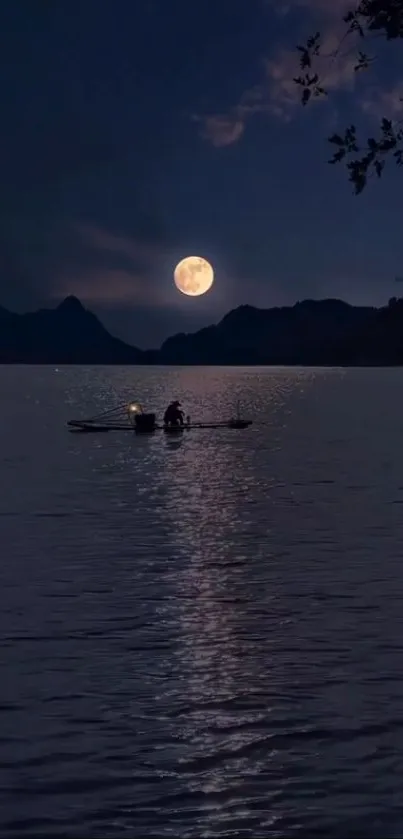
[1,365,403,838]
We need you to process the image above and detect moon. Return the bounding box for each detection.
[174,256,214,297]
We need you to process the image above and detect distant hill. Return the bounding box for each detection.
[159,297,403,366]
[0,296,154,364]
[3,295,403,365]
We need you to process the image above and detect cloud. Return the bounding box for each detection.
[193,84,266,147]
[266,29,357,117]
[195,0,403,143]
[263,50,303,119]
[196,35,357,139]
[52,223,176,307]
[193,114,245,147]
[77,223,167,268]
[195,0,359,143]
[54,269,149,305]
[361,83,403,120]
[194,95,264,150]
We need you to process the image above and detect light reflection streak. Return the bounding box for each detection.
[150,369,318,832]
[158,433,276,830]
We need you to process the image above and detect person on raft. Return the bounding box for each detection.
[163,400,185,427]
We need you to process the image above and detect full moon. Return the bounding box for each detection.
[174,256,214,297]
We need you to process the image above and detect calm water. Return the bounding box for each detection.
[1,365,403,838]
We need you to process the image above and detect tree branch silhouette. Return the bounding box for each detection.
[294,1,403,193]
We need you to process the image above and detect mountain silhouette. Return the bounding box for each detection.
[160,297,403,365]
[0,296,151,363]
[2,295,403,364]
[160,299,375,365]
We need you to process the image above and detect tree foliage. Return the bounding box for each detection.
[294,1,403,193]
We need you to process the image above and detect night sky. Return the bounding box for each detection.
[1,0,402,348]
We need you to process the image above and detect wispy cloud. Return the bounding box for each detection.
[193,114,245,148]
[266,29,357,118]
[193,84,266,146]
[77,223,167,267]
[195,0,359,144]
[53,224,176,307]
[361,83,403,120]
[55,269,148,305]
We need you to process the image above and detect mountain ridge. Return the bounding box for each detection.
[1,295,403,365]
[0,296,152,364]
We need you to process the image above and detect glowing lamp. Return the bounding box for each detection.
[127,402,143,426]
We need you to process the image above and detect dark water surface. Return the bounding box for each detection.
[1,365,403,838]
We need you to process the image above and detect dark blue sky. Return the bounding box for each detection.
[1,0,402,347]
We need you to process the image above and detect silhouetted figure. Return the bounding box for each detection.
[163,400,184,427]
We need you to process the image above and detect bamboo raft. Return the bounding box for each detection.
[67,401,253,434]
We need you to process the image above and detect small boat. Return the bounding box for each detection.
[67,400,252,435]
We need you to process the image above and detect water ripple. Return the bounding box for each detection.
[1,366,403,836]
